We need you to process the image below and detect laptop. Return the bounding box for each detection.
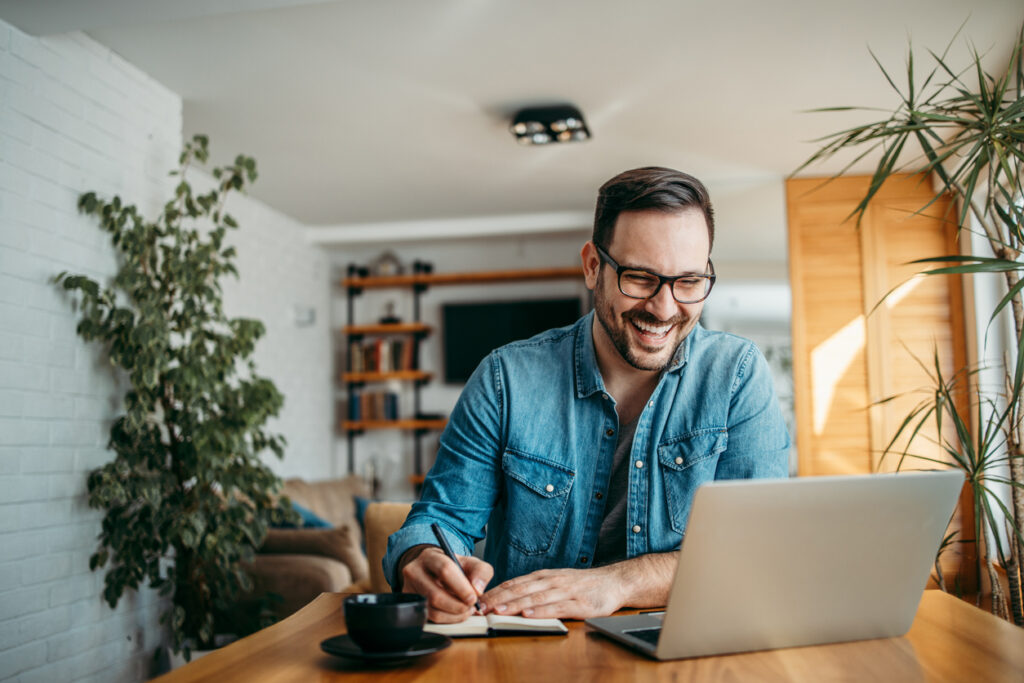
[585,470,964,660]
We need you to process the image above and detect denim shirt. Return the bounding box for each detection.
[383,311,790,589]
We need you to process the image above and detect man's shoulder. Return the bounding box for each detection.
[492,317,581,357]
[690,325,758,357]
[684,326,769,380]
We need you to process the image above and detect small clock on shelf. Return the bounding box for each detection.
[369,250,404,277]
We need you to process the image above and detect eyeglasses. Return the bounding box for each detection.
[594,243,715,304]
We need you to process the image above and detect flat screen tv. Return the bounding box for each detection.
[442,297,583,384]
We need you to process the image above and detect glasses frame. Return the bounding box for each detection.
[594,243,716,304]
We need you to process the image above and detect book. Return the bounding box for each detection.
[423,614,568,638]
[347,387,361,420]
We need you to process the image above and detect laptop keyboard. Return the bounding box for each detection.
[625,627,662,646]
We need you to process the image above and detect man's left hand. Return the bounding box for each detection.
[479,565,626,620]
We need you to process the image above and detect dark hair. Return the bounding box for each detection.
[592,167,714,252]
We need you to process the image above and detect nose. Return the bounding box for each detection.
[643,282,680,321]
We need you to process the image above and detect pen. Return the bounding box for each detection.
[431,522,483,612]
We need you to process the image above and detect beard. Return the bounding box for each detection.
[594,272,689,372]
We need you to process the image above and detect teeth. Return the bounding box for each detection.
[633,320,672,336]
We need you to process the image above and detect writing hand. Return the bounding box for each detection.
[400,546,494,623]
[480,566,626,620]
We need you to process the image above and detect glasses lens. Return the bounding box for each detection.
[618,270,660,298]
[671,277,711,303]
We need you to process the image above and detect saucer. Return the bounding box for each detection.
[320,632,451,665]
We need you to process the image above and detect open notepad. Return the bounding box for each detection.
[423,614,568,638]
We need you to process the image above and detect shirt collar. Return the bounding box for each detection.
[574,311,699,398]
[574,311,605,398]
[668,323,697,372]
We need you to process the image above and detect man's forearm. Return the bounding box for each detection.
[605,552,679,609]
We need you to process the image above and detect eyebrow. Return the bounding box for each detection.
[619,261,710,278]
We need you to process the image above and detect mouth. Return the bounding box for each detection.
[629,317,676,347]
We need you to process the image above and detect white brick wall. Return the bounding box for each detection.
[0,20,333,682]
[214,173,333,481]
[0,19,180,683]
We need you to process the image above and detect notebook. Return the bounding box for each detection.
[424,613,568,638]
[585,470,964,660]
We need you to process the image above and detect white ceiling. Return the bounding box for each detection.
[3,0,1022,244]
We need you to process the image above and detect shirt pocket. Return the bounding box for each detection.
[501,449,576,556]
[657,429,728,535]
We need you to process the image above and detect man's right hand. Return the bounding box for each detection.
[399,545,494,623]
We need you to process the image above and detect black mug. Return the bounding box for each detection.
[343,593,427,652]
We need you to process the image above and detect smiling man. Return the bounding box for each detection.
[384,167,790,623]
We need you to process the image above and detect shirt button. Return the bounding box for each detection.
[675,456,683,465]
[606,429,615,437]
[545,484,554,493]
[648,401,654,407]
[603,393,610,401]
[595,492,603,500]
[632,525,642,533]
[580,556,589,564]
[634,460,643,469]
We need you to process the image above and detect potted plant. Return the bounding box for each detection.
[795,25,1024,624]
[57,134,296,657]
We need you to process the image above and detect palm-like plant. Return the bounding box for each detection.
[881,345,1024,620]
[795,24,1024,624]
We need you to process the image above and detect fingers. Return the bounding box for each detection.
[482,570,560,616]
[480,568,618,620]
[401,547,491,623]
[462,556,494,598]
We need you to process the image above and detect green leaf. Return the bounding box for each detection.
[79,192,97,213]
[58,134,288,648]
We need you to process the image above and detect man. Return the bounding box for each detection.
[384,167,789,623]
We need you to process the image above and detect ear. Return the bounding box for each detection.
[581,241,601,291]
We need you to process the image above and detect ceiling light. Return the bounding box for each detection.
[510,104,591,146]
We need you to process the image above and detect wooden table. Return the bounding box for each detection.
[155,591,1024,682]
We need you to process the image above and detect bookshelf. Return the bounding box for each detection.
[343,266,583,290]
[340,265,584,478]
[342,370,433,384]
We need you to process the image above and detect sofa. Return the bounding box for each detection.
[240,476,414,623]
[245,476,371,619]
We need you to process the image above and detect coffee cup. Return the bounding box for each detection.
[343,593,427,652]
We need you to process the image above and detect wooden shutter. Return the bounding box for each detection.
[787,173,974,588]
[788,174,967,475]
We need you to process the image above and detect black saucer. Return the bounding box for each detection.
[320,632,451,665]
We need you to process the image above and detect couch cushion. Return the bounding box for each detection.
[260,525,369,584]
[248,554,354,618]
[281,476,370,530]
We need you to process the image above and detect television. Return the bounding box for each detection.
[442,298,583,384]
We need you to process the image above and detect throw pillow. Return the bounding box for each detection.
[270,501,332,529]
[354,495,375,551]
[293,502,332,528]
[260,525,369,584]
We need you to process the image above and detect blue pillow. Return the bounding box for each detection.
[354,495,374,551]
[293,502,332,528]
[273,501,332,529]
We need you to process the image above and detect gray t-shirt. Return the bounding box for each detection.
[592,415,639,567]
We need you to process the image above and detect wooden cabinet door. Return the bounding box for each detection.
[788,175,974,589]
[787,174,967,476]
